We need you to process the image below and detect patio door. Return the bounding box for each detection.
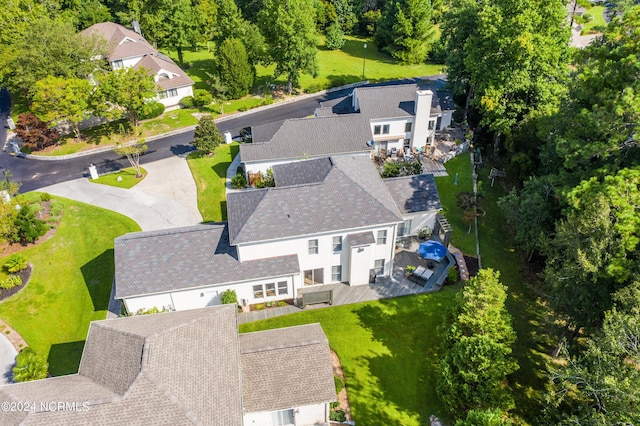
[303,268,324,286]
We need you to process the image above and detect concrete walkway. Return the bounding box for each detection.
[39,155,202,231]
[0,336,16,385]
[225,150,242,194]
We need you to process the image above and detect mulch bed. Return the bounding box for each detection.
[463,255,480,277]
[0,264,33,303]
[0,199,61,256]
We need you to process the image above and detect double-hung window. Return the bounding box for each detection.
[374,259,385,276]
[331,265,342,282]
[377,230,387,245]
[333,236,342,252]
[308,239,319,255]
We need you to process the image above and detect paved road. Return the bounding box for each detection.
[0,76,445,193]
[0,88,353,193]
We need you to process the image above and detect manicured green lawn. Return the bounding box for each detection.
[241,288,460,425]
[0,194,140,376]
[165,36,444,96]
[582,6,607,34]
[187,143,239,222]
[89,167,147,189]
[435,155,475,254]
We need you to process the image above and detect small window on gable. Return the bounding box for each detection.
[405,122,412,132]
[374,125,381,135]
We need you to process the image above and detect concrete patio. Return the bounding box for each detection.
[237,246,454,325]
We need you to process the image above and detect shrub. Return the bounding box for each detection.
[255,168,275,188]
[405,265,416,275]
[329,410,347,422]
[4,254,27,273]
[49,201,64,217]
[11,205,48,244]
[417,227,432,239]
[429,38,448,64]
[231,173,247,189]
[238,106,248,112]
[40,193,51,202]
[305,83,326,94]
[179,96,195,109]
[221,289,238,305]
[193,115,224,154]
[135,306,166,315]
[325,23,345,50]
[194,89,213,107]
[582,12,593,22]
[334,375,345,393]
[447,267,459,284]
[139,101,165,120]
[260,96,274,106]
[0,275,23,290]
[15,113,59,152]
[12,347,48,382]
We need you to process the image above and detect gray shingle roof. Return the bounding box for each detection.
[240,115,372,163]
[134,54,194,90]
[228,156,403,245]
[81,22,156,62]
[240,324,335,413]
[272,157,333,187]
[252,120,285,143]
[437,90,456,111]
[348,231,375,246]
[0,305,243,425]
[383,174,442,214]
[114,224,299,298]
[353,82,447,119]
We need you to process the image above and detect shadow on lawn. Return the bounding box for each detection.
[48,340,85,376]
[80,249,115,312]
[352,295,451,425]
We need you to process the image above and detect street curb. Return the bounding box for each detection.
[23,81,370,162]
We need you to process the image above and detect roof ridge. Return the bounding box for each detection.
[240,340,326,354]
[332,163,402,219]
[116,224,225,241]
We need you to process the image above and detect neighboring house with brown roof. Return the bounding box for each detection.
[114,156,442,313]
[0,305,336,426]
[81,22,194,108]
[241,82,455,176]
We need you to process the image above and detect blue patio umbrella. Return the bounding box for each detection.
[417,241,447,262]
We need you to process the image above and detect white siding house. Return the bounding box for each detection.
[81,22,194,108]
[240,82,455,176]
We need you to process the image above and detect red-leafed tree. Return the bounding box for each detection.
[14,113,59,152]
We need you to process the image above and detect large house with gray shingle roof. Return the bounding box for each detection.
[81,22,194,108]
[0,305,336,426]
[114,155,442,313]
[240,82,455,177]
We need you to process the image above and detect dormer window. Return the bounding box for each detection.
[112,59,124,70]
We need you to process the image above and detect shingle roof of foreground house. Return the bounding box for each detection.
[134,53,195,91]
[383,174,443,214]
[241,115,372,163]
[227,156,404,245]
[80,22,156,62]
[114,224,299,298]
[0,306,335,425]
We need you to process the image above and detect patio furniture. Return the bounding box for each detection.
[301,289,333,307]
[413,266,433,280]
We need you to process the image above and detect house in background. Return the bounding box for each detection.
[240,82,455,177]
[81,22,194,108]
[0,305,336,426]
[114,155,442,313]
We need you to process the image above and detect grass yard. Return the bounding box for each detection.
[187,142,239,222]
[240,288,460,425]
[163,35,444,96]
[0,194,140,376]
[89,167,147,189]
[435,155,475,254]
[581,6,607,34]
[473,162,552,422]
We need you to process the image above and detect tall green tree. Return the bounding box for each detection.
[193,115,224,155]
[543,168,640,346]
[545,283,640,424]
[259,0,319,93]
[375,0,436,64]
[31,76,93,139]
[442,0,569,152]
[95,67,157,127]
[217,38,254,99]
[0,14,107,101]
[438,269,519,417]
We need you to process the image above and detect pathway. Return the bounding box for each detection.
[0,319,27,385]
[448,245,470,281]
